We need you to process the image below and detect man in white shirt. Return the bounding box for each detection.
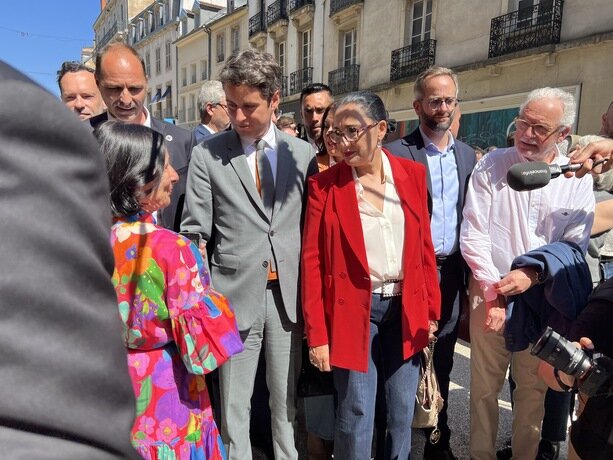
[460,87,594,460]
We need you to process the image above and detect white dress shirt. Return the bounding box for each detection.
[241,122,278,185]
[353,153,405,291]
[460,146,594,302]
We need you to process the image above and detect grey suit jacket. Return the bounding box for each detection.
[385,127,476,226]
[90,114,196,232]
[182,126,317,330]
[0,61,138,458]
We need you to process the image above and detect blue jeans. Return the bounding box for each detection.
[333,294,421,460]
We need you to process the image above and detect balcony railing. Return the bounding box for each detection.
[289,67,313,95]
[390,39,436,82]
[281,76,289,98]
[489,0,563,58]
[330,0,363,17]
[267,0,288,26]
[98,23,118,49]
[328,64,360,95]
[249,12,266,37]
[289,0,313,13]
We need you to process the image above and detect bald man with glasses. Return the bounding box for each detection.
[386,66,476,460]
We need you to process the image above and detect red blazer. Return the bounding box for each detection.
[301,149,441,372]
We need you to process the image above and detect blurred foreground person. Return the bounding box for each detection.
[302,91,440,460]
[0,60,137,458]
[97,121,243,459]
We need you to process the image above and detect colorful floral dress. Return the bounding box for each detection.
[111,212,243,460]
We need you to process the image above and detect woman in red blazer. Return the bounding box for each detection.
[301,91,441,459]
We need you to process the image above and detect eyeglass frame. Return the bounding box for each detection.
[513,117,564,138]
[328,121,380,144]
[421,97,459,110]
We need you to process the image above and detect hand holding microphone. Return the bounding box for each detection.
[507,159,608,191]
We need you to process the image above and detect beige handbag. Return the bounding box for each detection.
[412,340,445,442]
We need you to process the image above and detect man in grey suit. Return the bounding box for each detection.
[90,42,196,232]
[193,80,230,143]
[0,60,137,459]
[182,49,317,460]
[386,66,476,460]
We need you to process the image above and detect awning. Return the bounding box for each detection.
[160,86,172,100]
[150,88,162,104]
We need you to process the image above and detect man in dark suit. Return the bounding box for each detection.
[90,42,196,231]
[0,60,137,459]
[194,80,230,143]
[386,66,476,460]
[182,49,317,460]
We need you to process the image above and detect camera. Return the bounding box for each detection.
[531,326,613,397]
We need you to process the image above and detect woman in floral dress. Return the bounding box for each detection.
[96,121,243,460]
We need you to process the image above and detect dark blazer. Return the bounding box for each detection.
[385,127,476,224]
[0,61,138,458]
[90,113,196,232]
[301,150,441,372]
[193,123,213,144]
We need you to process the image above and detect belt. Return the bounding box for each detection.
[372,279,402,297]
[436,251,459,265]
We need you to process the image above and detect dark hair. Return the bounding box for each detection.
[300,83,333,105]
[219,50,281,102]
[276,115,296,129]
[95,121,165,218]
[337,91,388,123]
[57,61,95,93]
[95,42,147,81]
[316,103,336,155]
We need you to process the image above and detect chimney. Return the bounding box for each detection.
[101,0,107,10]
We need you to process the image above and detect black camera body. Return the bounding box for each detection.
[531,326,613,397]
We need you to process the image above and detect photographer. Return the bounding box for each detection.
[538,277,613,459]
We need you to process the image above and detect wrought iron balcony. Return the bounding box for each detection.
[489,0,563,58]
[289,0,313,13]
[328,64,360,95]
[249,12,266,37]
[390,39,436,82]
[267,0,288,26]
[289,67,313,95]
[330,0,363,17]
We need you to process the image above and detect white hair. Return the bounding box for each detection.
[197,80,224,117]
[519,87,576,127]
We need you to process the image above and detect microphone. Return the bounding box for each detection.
[506,161,581,191]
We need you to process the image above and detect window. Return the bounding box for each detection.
[145,51,151,77]
[181,67,187,87]
[512,0,554,28]
[300,29,312,69]
[276,41,286,77]
[189,94,196,121]
[159,3,165,25]
[155,47,161,75]
[201,60,208,80]
[228,0,235,13]
[406,0,432,45]
[231,26,240,54]
[190,63,197,84]
[341,29,357,67]
[165,40,172,69]
[179,96,186,123]
[217,33,225,63]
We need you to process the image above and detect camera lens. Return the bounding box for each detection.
[531,327,591,377]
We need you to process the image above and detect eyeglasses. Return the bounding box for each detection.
[514,117,562,138]
[329,122,379,144]
[215,103,228,113]
[423,97,458,110]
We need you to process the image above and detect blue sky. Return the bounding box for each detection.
[0,1,100,97]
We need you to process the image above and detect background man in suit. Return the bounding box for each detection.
[386,66,476,460]
[57,60,105,120]
[194,80,230,143]
[181,49,317,460]
[300,83,334,152]
[0,60,137,459]
[90,42,195,231]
